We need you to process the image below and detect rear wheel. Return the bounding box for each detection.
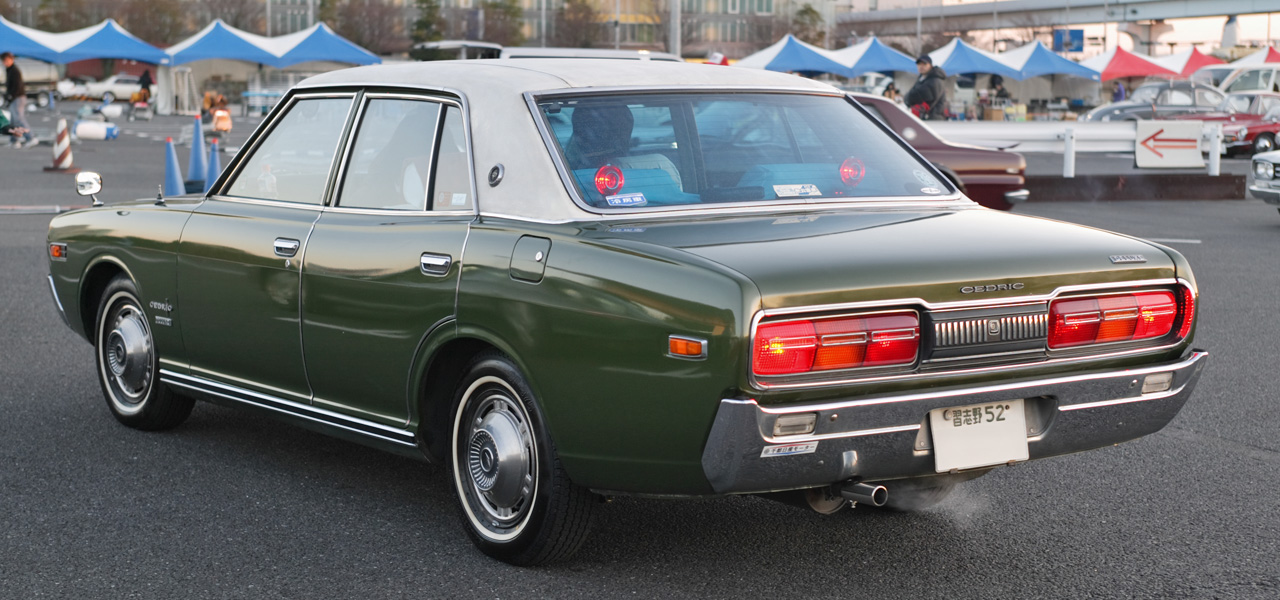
[1254,133,1275,155]
[450,353,596,565]
[94,275,193,430]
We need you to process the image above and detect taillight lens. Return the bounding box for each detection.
[755,312,919,376]
[1049,290,1180,349]
[594,164,624,195]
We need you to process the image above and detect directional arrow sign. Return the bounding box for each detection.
[1135,120,1204,168]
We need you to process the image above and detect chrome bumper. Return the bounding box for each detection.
[1004,189,1030,204]
[1249,179,1280,204]
[701,351,1207,494]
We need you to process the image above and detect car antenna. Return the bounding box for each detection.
[156,184,165,206]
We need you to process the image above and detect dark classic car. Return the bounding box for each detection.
[47,61,1206,565]
[1081,80,1225,122]
[850,92,1028,211]
[1169,92,1280,154]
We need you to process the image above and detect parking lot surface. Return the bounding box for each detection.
[2,106,1278,598]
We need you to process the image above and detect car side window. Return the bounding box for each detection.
[1161,89,1193,106]
[338,98,442,211]
[226,97,352,204]
[430,107,474,211]
[1196,89,1222,107]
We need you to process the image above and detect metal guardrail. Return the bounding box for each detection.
[929,121,1225,177]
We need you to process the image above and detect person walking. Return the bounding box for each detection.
[905,54,948,120]
[3,52,37,148]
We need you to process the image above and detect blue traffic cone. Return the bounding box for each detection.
[186,115,207,192]
[164,137,184,196]
[204,139,221,193]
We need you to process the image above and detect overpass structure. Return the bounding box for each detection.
[839,0,1277,38]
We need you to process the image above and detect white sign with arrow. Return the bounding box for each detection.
[1134,120,1203,168]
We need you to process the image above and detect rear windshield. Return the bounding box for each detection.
[537,93,949,211]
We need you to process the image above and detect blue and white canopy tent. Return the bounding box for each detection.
[829,37,916,77]
[996,41,1099,81]
[735,34,854,78]
[927,38,1022,80]
[0,15,62,62]
[271,23,381,68]
[50,19,170,64]
[165,20,280,66]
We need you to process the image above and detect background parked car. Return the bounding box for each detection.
[850,93,1028,210]
[1081,80,1225,121]
[83,73,155,101]
[1222,65,1280,94]
[1167,91,1280,154]
[1248,149,1280,211]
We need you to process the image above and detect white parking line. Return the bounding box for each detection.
[1146,238,1202,244]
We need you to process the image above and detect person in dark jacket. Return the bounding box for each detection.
[3,51,36,147]
[905,54,948,120]
[137,69,153,102]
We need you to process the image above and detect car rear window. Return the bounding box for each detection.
[537,93,949,211]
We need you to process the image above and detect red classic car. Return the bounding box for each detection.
[1168,91,1280,155]
[850,93,1028,211]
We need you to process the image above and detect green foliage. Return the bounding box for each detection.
[411,0,446,44]
[791,3,825,48]
[481,0,524,47]
[122,0,186,46]
[553,0,599,48]
[37,0,96,32]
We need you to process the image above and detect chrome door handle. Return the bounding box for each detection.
[274,238,300,257]
[420,253,452,276]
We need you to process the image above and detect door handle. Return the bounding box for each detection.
[420,253,452,276]
[274,238,300,257]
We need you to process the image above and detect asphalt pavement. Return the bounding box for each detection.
[2,105,1279,598]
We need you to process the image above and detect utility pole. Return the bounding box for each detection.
[670,0,681,58]
[308,0,315,27]
[266,0,272,36]
[541,0,547,47]
[615,0,621,49]
[915,0,921,54]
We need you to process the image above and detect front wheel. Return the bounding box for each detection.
[1254,133,1275,155]
[94,275,193,430]
[450,353,596,565]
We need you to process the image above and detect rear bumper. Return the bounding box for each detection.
[1004,189,1030,204]
[701,351,1207,494]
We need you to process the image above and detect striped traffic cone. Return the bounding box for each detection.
[43,119,80,174]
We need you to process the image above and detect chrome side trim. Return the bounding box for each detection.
[160,370,416,447]
[748,278,1196,391]
[47,275,68,324]
[477,198,980,225]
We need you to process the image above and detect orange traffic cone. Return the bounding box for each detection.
[43,119,80,174]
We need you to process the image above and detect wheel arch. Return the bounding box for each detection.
[413,330,522,463]
[78,256,135,343]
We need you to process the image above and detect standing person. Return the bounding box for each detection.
[882,81,898,101]
[137,68,153,102]
[1112,80,1126,102]
[3,52,36,148]
[905,54,948,120]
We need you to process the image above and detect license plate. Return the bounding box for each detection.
[929,399,1029,472]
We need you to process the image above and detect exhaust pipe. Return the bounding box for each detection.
[757,487,849,515]
[840,482,888,507]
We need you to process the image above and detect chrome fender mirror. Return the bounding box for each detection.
[75,171,103,206]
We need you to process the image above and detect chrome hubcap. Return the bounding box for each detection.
[465,395,534,524]
[105,306,152,401]
[1260,137,1274,153]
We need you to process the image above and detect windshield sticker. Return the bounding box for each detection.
[760,442,818,458]
[451,193,468,206]
[605,193,648,207]
[913,169,941,187]
[920,187,943,195]
[773,184,822,198]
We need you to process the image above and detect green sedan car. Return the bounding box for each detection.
[47,60,1206,565]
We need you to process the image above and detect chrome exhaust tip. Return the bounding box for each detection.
[840,482,888,507]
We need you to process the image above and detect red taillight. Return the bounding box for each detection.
[594,164,624,195]
[1177,286,1195,339]
[1049,290,1179,349]
[839,157,866,187]
[755,312,918,376]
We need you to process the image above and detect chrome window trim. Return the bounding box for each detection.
[477,198,981,225]
[202,195,327,212]
[747,278,1196,391]
[522,87,969,217]
[330,92,449,213]
[213,91,360,206]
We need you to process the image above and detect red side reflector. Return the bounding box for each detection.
[594,164,624,195]
[1049,290,1178,349]
[755,312,918,376]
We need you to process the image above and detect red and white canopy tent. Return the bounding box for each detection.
[1152,47,1224,77]
[1232,46,1280,65]
[1080,47,1178,81]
